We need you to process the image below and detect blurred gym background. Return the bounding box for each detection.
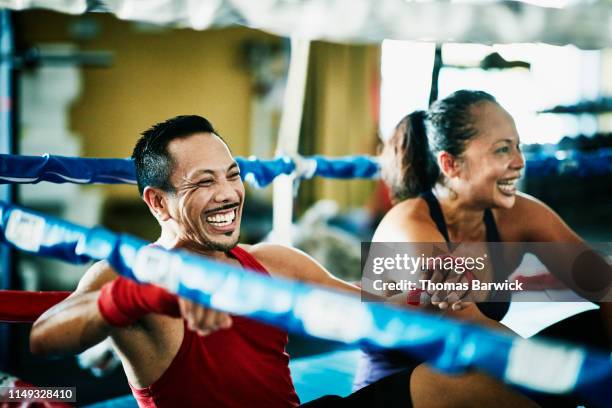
[0,1,610,405]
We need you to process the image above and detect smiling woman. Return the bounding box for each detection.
[356,90,611,407]
[380,90,524,206]
[444,101,524,209]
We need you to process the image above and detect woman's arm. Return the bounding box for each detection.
[512,194,612,346]
[377,200,517,333]
[512,194,609,296]
[511,193,582,243]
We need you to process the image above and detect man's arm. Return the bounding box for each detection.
[248,243,360,293]
[30,261,117,355]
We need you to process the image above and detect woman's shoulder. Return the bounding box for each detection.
[494,192,575,241]
[374,197,445,242]
[388,196,428,217]
[495,192,551,221]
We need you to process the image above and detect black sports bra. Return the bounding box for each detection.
[420,190,510,321]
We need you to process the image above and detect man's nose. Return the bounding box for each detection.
[214,180,239,203]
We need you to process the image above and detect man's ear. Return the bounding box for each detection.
[143,186,171,221]
[437,151,462,179]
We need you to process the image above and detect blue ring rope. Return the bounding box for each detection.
[0,201,610,406]
[0,154,379,187]
[0,151,609,187]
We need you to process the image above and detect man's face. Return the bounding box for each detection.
[166,132,245,252]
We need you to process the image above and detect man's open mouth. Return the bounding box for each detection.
[204,204,239,228]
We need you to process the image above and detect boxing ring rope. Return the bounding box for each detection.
[0,290,70,323]
[0,150,610,188]
[0,153,380,187]
[0,202,611,407]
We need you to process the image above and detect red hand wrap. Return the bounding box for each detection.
[406,289,423,306]
[97,277,181,327]
[463,269,476,283]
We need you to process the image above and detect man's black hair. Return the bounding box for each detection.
[132,115,218,195]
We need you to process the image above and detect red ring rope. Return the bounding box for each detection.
[0,291,70,323]
[0,272,560,324]
[0,291,74,407]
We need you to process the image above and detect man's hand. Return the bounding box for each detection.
[178,299,233,337]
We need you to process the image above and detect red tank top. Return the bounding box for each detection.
[129,246,300,408]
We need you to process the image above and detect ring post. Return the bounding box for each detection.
[0,9,15,371]
[272,37,310,244]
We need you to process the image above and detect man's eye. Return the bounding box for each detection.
[197,180,213,186]
[229,172,241,179]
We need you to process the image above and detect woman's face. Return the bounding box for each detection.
[451,102,524,209]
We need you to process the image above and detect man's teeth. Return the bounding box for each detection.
[206,210,236,226]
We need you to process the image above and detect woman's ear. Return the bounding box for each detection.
[437,151,461,179]
[143,186,171,221]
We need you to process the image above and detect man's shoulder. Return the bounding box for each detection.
[239,243,311,279]
[75,260,118,293]
[239,242,296,263]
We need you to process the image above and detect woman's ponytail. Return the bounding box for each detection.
[382,110,440,201]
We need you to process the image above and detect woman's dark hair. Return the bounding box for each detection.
[383,90,497,201]
[383,110,439,201]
